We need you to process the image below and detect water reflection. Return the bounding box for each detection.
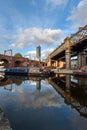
[0,107,12,130]
[0,75,87,130]
[49,74,87,117]
[0,75,64,130]
[0,76,62,109]
[0,76,43,92]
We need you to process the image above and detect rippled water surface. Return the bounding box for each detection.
[0,75,87,130]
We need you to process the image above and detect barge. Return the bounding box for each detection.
[4,67,53,77]
[73,70,87,77]
[73,65,87,77]
[5,68,29,76]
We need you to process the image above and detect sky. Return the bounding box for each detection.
[0,0,87,60]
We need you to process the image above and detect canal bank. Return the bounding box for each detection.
[0,108,12,130]
[52,69,76,74]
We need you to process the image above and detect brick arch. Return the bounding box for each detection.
[0,58,9,68]
[0,54,47,68]
[40,62,47,67]
[14,60,22,67]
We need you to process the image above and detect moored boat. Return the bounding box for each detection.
[73,65,87,77]
[73,70,87,77]
[5,68,29,76]
[4,67,53,77]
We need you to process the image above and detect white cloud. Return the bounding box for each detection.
[46,0,68,8]
[27,51,36,60]
[9,84,62,109]
[27,48,54,60]
[41,48,54,60]
[10,27,63,49]
[67,0,87,28]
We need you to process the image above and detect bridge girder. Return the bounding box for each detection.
[47,25,87,61]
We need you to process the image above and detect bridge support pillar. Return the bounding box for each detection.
[49,59,52,66]
[78,53,82,69]
[78,49,87,69]
[55,61,58,67]
[47,57,52,66]
[65,49,71,69]
[53,61,56,67]
[82,53,86,67]
[64,38,71,70]
[82,49,87,66]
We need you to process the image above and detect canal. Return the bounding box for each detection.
[0,74,87,130]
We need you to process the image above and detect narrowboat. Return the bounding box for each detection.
[5,68,29,76]
[73,65,87,77]
[4,67,53,77]
[73,70,87,77]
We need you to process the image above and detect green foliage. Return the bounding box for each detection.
[14,53,23,58]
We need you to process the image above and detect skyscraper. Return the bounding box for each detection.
[36,45,41,61]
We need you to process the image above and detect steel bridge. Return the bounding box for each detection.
[47,25,87,69]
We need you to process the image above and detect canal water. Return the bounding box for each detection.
[0,74,87,130]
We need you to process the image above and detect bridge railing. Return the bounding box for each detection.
[48,25,87,59]
[70,25,87,45]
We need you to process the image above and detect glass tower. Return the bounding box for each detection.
[36,45,41,61]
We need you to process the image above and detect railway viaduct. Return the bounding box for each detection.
[46,25,87,69]
[0,54,46,68]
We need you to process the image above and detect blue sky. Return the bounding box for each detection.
[0,0,87,60]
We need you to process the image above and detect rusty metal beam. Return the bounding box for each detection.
[47,25,87,60]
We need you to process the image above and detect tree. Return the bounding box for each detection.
[14,53,23,58]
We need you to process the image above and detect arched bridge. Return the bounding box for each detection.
[0,54,46,68]
[47,25,87,69]
[0,54,29,68]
